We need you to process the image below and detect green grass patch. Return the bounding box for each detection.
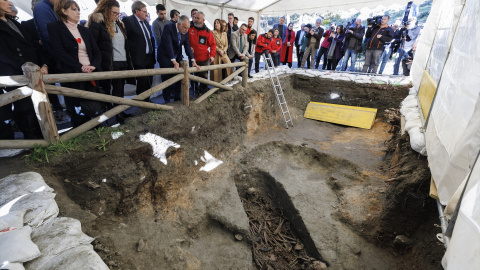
[24,126,120,164]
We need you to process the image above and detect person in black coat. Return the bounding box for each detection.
[88,0,133,123]
[122,1,155,96]
[158,16,199,103]
[47,0,102,128]
[0,1,48,139]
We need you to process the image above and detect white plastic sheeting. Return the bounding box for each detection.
[424,0,480,205]
[407,0,480,268]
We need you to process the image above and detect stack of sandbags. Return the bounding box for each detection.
[400,92,427,155]
[0,172,108,270]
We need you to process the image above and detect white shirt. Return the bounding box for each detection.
[135,14,151,54]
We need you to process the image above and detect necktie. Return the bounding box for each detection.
[141,21,152,54]
[178,32,181,46]
[239,34,242,50]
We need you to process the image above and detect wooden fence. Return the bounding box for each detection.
[0,59,248,149]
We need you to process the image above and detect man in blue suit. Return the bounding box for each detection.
[158,15,199,103]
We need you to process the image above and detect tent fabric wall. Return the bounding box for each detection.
[409,0,480,266]
[424,0,480,205]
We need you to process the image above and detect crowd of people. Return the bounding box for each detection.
[0,0,419,140]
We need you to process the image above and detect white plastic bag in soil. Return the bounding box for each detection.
[26,217,95,270]
[0,226,40,263]
[30,245,109,270]
[4,192,59,228]
[0,209,26,232]
[0,172,54,206]
[139,132,181,165]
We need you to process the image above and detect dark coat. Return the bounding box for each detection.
[295,29,303,47]
[47,21,101,73]
[157,22,194,68]
[88,13,132,71]
[273,23,288,43]
[0,17,44,76]
[365,25,393,51]
[344,25,365,53]
[327,33,346,60]
[21,19,40,46]
[122,15,155,67]
[306,27,324,49]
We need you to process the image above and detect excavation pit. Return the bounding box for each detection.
[0,74,444,269]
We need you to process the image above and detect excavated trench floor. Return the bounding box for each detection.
[0,74,444,270]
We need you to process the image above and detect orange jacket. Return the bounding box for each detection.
[188,24,216,62]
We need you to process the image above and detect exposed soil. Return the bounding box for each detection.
[0,74,444,270]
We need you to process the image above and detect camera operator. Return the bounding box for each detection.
[393,17,420,75]
[361,15,393,74]
[341,19,364,72]
[300,18,324,69]
[378,22,399,74]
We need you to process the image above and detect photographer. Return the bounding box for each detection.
[361,15,393,74]
[300,18,323,69]
[393,17,420,75]
[341,19,364,72]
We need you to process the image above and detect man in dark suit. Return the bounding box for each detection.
[158,15,199,103]
[295,23,305,68]
[122,1,155,96]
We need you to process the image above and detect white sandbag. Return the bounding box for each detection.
[409,87,418,95]
[0,262,25,270]
[405,117,422,132]
[35,245,109,270]
[408,127,427,155]
[355,75,371,81]
[7,192,59,228]
[0,209,26,232]
[27,217,94,270]
[0,226,40,263]
[0,172,54,206]
[340,73,357,80]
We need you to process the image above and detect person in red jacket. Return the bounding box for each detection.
[189,11,216,95]
[270,28,282,67]
[254,29,273,73]
[280,22,295,68]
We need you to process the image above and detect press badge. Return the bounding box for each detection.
[199,36,207,45]
[276,40,280,45]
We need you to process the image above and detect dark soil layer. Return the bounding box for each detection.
[293,75,410,114]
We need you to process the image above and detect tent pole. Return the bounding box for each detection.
[257,11,260,33]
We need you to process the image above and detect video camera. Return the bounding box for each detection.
[345,18,356,31]
[367,15,382,27]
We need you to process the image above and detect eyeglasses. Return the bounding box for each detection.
[111,11,119,16]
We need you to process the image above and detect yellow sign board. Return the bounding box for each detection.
[418,70,437,119]
[304,102,377,129]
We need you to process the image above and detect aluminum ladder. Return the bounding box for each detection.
[262,53,294,128]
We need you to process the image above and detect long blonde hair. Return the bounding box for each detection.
[88,0,120,37]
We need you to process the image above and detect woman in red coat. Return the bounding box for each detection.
[270,28,282,67]
[280,22,295,68]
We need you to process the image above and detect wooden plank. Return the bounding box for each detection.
[0,86,33,107]
[41,62,246,84]
[0,140,49,149]
[22,62,59,143]
[43,68,182,84]
[430,177,439,200]
[304,102,377,129]
[418,70,437,119]
[242,58,249,88]
[0,75,30,87]
[44,85,173,110]
[194,67,244,104]
[181,61,189,107]
[188,74,233,91]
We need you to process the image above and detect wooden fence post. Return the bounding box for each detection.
[242,58,249,88]
[22,62,59,143]
[181,60,189,107]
